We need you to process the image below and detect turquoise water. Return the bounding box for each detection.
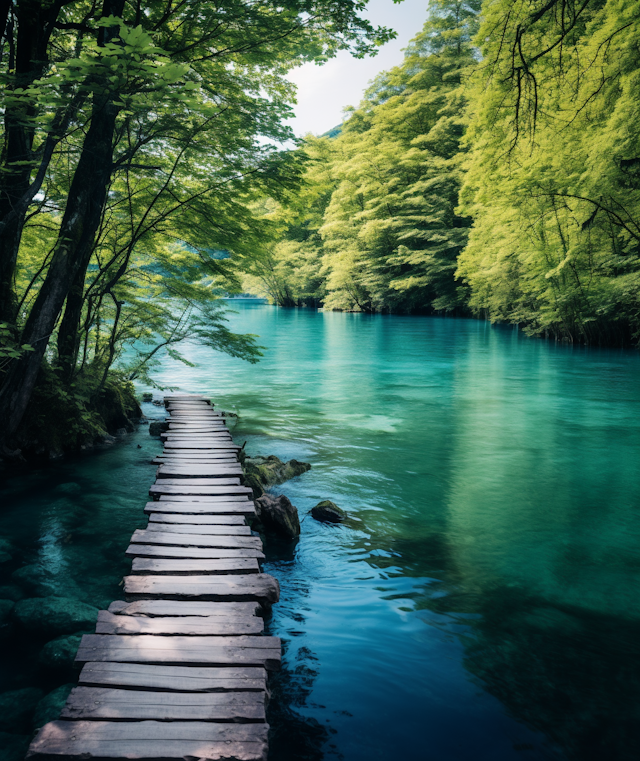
[2,302,640,760]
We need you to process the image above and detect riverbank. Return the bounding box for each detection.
[0,372,142,469]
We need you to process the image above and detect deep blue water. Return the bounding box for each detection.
[2,302,640,761]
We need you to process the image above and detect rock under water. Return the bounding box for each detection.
[13,597,98,638]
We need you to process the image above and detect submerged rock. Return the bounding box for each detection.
[13,597,98,638]
[0,537,14,564]
[149,421,169,436]
[33,684,74,729]
[244,455,311,497]
[0,600,15,640]
[254,493,301,539]
[0,584,24,602]
[38,633,83,672]
[0,687,44,733]
[0,732,30,761]
[0,599,14,624]
[142,392,153,402]
[11,564,59,597]
[311,500,347,524]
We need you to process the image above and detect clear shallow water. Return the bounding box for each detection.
[2,302,640,761]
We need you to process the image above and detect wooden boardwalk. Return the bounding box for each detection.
[28,395,280,761]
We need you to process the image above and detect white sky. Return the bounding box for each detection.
[286,0,430,137]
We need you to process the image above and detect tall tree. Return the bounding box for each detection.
[0,0,395,452]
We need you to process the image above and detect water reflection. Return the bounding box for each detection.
[2,307,640,761]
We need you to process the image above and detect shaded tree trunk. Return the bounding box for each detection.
[0,1,126,449]
[0,0,65,324]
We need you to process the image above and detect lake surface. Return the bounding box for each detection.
[1,302,640,761]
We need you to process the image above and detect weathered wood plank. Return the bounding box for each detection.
[157,465,243,478]
[78,662,267,692]
[96,610,263,635]
[123,574,279,605]
[163,441,240,449]
[125,544,265,560]
[155,478,242,486]
[145,500,254,514]
[27,720,267,761]
[150,484,252,498]
[152,458,239,465]
[131,557,259,575]
[149,513,246,525]
[76,634,281,670]
[160,494,253,502]
[163,428,228,434]
[108,600,261,617]
[130,530,261,549]
[145,523,251,535]
[60,686,266,722]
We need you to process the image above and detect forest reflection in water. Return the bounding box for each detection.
[0,305,639,761]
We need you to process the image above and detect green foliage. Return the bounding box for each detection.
[246,0,480,313]
[457,0,640,344]
[254,0,640,346]
[0,0,395,449]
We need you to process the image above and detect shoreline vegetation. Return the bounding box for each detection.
[1,0,639,461]
[238,1,640,349]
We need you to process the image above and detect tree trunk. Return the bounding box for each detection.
[0,4,126,448]
[0,0,65,324]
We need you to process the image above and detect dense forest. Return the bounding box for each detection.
[242,0,640,348]
[1,0,639,457]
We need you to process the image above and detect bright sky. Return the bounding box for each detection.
[286,0,430,137]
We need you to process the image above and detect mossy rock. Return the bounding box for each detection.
[0,732,30,761]
[0,585,24,602]
[244,455,311,494]
[13,597,98,638]
[38,633,84,673]
[11,564,59,597]
[33,684,75,729]
[0,600,15,625]
[0,688,44,733]
[311,500,347,523]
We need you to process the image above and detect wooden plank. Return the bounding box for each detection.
[158,495,253,504]
[150,484,252,498]
[28,720,267,761]
[61,686,266,722]
[78,662,267,692]
[161,436,230,442]
[157,465,243,477]
[167,414,222,419]
[149,513,246,525]
[131,557,259,575]
[145,500,254,514]
[152,458,238,465]
[154,452,239,458]
[76,634,281,669]
[96,610,263,635]
[123,574,279,604]
[163,442,240,450]
[126,544,265,560]
[131,530,261,548]
[164,429,227,434]
[108,600,262,617]
[80,632,280,651]
[154,478,242,486]
[145,523,251,536]
[164,428,229,432]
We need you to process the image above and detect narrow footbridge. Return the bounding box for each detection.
[28,394,280,761]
